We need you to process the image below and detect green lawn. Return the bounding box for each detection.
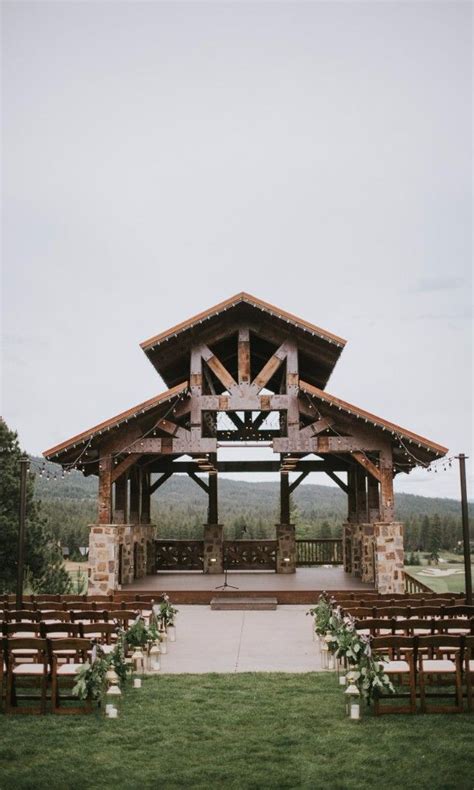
[1,674,473,790]
[405,563,473,594]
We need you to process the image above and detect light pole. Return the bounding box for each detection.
[16,455,29,608]
[456,453,472,605]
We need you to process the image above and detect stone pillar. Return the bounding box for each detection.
[374,522,405,594]
[361,524,375,583]
[203,524,223,573]
[276,523,296,573]
[351,524,363,578]
[88,523,155,594]
[88,524,119,594]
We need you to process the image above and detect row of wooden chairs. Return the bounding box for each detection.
[369,634,474,714]
[354,617,474,637]
[0,637,97,714]
[1,609,139,624]
[1,601,150,613]
[2,621,122,644]
[341,605,474,620]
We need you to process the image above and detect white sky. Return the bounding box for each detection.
[2,1,472,500]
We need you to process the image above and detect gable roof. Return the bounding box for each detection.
[299,380,448,461]
[43,382,188,460]
[140,292,346,390]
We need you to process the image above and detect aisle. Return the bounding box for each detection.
[159,605,323,673]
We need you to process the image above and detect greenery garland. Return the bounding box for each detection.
[308,594,395,704]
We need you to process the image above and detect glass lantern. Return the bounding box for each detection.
[149,643,161,672]
[131,648,145,674]
[105,682,122,718]
[159,630,168,655]
[345,683,361,720]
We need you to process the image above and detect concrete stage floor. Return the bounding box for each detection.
[123,566,372,593]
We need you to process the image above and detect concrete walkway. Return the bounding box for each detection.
[158,605,323,674]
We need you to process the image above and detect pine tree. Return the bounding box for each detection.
[0,419,71,595]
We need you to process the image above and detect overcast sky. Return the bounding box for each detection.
[2,1,472,500]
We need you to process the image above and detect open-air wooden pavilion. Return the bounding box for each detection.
[44,293,448,596]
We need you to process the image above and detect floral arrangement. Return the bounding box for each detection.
[73,631,131,700]
[157,593,178,628]
[308,594,395,704]
[125,616,160,649]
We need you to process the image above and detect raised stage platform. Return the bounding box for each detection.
[120,567,374,604]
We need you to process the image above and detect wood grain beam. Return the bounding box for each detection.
[298,417,334,440]
[351,451,381,482]
[325,470,349,494]
[187,471,209,494]
[200,344,238,392]
[289,471,310,493]
[111,453,142,484]
[149,472,173,494]
[251,341,289,393]
[238,327,251,385]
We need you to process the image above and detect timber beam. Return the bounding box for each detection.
[145,460,350,474]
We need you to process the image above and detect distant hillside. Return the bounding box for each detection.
[31,456,472,556]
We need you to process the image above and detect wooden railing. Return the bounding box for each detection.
[296,539,343,566]
[155,540,204,571]
[224,540,277,570]
[404,570,433,594]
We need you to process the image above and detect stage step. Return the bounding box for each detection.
[210,596,278,611]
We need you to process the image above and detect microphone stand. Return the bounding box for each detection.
[215,546,239,591]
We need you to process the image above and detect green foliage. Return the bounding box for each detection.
[72,647,109,700]
[125,617,161,649]
[158,594,178,627]
[0,421,71,595]
[308,599,395,703]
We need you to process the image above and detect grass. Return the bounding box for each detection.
[0,674,473,790]
[405,563,473,594]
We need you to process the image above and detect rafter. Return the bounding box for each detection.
[199,344,238,392]
[251,341,289,393]
[325,470,349,494]
[111,453,142,484]
[149,471,173,494]
[187,471,210,494]
[298,417,334,440]
[289,471,310,493]
[351,451,381,481]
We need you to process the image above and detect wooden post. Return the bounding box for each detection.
[355,466,367,523]
[208,454,218,525]
[16,456,29,608]
[347,468,357,523]
[238,327,250,385]
[379,447,394,522]
[367,474,380,522]
[129,467,141,524]
[114,475,128,524]
[140,469,151,524]
[98,455,113,524]
[280,470,290,524]
[457,453,472,605]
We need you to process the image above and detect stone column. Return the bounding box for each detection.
[374,522,405,594]
[342,522,353,573]
[361,524,375,583]
[276,523,296,573]
[203,523,224,573]
[88,524,119,594]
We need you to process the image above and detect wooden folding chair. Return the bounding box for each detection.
[5,610,40,623]
[371,636,417,714]
[80,623,118,655]
[464,635,474,711]
[49,638,93,714]
[417,635,463,713]
[69,610,108,623]
[5,638,49,714]
[112,610,139,629]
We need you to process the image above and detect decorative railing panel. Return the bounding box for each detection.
[224,540,277,570]
[155,540,204,571]
[404,570,433,594]
[296,539,343,566]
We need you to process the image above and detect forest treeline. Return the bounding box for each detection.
[33,458,473,560]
